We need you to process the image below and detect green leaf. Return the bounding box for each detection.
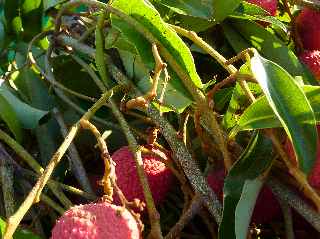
[213,0,241,22]
[43,0,62,11]
[22,0,42,14]
[223,19,317,85]
[0,92,23,141]
[235,179,263,239]
[250,50,317,174]
[0,86,48,129]
[235,85,320,130]
[153,0,213,19]
[0,21,5,52]
[219,132,273,239]
[111,0,203,89]
[0,217,41,239]
[231,2,287,32]
[223,81,261,130]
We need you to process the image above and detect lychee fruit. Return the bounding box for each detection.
[207,169,281,224]
[51,202,141,239]
[299,50,320,80]
[295,8,320,50]
[246,0,278,16]
[111,145,174,206]
[285,125,320,190]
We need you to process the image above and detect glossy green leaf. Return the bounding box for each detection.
[250,51,317,174]
[219,132,273,238]
[231,2,287,32]
[213,0,241,22]
[22,0,42,13]
[111,0,203,89]
[0,92,23,141]
[0,86,48,129]
[153,0,213,19]
[223,81,261,130]
[234,85,320,131]
[0,22,5,52]
[223,19,317,85]
[235,179,263,239]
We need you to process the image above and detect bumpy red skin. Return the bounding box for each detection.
[246,0,277,16]
[285,125,320,190]
[111,146,174,205]
[296,8,320,50]
[299,50,320,81]
[207,170,281,224]
[51,202,141,239]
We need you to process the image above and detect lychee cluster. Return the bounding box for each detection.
[207,169,281,224]
[296,8,320,80]
[51,202,141,239]
[111,145,174,206]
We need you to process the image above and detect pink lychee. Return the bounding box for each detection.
[285,125,320,189]
[246,0,278,16]
[51,202,141,239]
[296,8,320,50]
[112,145,174,205]
[299,50,320,81]
[207,170,281,224]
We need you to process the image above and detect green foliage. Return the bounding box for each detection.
[219,132,273,239]
[250,50,317,174]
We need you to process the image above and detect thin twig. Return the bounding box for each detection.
[0,144,15,217]
[165,195,203,239]
[278,197,295,239]
[0,129,73,209]
[53,108,94,194]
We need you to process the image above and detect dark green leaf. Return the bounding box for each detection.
[250,51,317,174]
[231,2,287,32]
[111,0,203,89]
[0,91,23,141]
[153,0,213,19]
[235,179,263,238]
[223,81,261,130]
[219,132,273,238]
[234,85,320,130]
[0,85,48,129]
[213,0,241,22]
[223,19,317,85]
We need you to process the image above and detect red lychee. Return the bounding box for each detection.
[111,145,174,206]
[296,8,320,50]
[246,0,278,16]
[207,170,281,224]
[285,125,320,190]
[51,202,141,239]
[299,50,320,80]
